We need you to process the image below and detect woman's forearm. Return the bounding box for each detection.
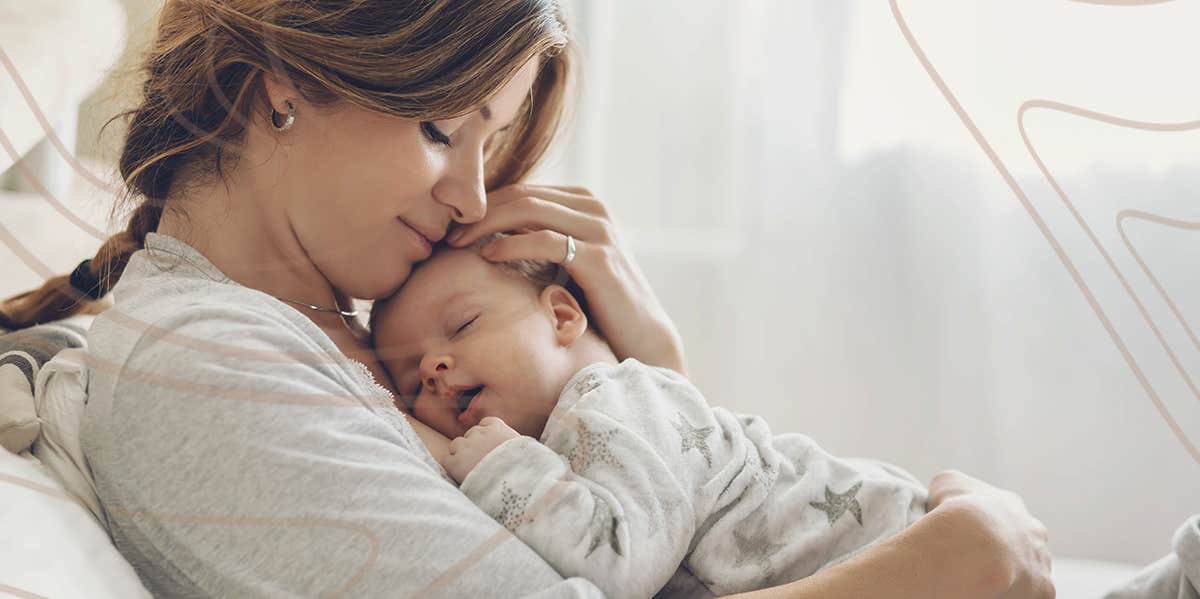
[720,498,1009,599]
[639,324,689,377]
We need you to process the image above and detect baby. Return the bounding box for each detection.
[369,235,929,598]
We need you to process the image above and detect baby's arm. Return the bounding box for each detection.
[449,363,729,599]
[452,411,694,599]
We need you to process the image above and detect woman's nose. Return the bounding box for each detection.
[433,150,487,223]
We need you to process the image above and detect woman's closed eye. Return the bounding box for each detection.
[420,121,452,147]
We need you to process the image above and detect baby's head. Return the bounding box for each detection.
[370,233,615,439]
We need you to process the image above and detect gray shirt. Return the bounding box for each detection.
[80,232,605,598]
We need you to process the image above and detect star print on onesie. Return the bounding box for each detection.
[809,481,864,526]
[566,418,622,474]
[585,490,623,557]
[632,492,683,538]
[731,521,785,585]
[672,411,715,468]
[493,481,532,532]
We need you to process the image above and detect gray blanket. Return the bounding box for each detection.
[0,317,89,453]
[0,318,88,387]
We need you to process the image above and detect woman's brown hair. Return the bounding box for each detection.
[0,0,576,330]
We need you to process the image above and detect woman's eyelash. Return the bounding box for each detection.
[420,122,452,147]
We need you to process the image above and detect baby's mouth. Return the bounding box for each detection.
[455,386,483,414]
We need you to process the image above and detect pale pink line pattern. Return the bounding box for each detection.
[103,509,382,598]
[0,124,106,240]
[1116,210,1200,354]
[0,474,94,599]
[0,584,49,599]
[888,0,1199,465]
[0,472,80,504]
[0,45,123,197]
[1018,101,1200,463]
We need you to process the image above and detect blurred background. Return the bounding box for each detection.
[2,0,1197,573]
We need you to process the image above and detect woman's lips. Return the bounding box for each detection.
[397,217,432,258]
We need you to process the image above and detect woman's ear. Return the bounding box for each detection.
[261,71,301,115]
[539,284,588,346]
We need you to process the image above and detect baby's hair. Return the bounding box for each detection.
[367,231,598,342]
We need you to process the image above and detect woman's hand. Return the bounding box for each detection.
[927,470,1055,599]
[446,184,688,375]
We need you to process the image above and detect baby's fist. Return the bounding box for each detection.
[443,416,521,484]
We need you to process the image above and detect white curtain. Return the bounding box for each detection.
[537,0,1200,565]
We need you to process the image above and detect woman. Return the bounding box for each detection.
[0,1,1052,597]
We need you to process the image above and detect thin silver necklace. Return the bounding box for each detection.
[276,297,360,318]
[145,240,361,318]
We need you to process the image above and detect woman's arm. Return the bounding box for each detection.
[721,498,1010,599]
[86,305,606,597]
[721,471,1056,599]
[445,183,689,375]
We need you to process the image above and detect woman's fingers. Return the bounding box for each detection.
[486,184,608,217]
[448,193,609,248]
[926,469,978,511]
[479,229,598,271]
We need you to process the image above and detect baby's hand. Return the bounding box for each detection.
[443,417,521,484]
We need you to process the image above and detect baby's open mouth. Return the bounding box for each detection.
[455,386,483,414]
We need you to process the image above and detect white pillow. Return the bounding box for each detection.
[0,447,150,598]
[0,355,39,453]
[32,347,107,530]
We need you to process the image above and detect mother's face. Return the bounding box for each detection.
[260,58,540,300]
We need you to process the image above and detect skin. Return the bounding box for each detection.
[372,247,617,441]
[158,58,542,458]
[152,51,1053,598]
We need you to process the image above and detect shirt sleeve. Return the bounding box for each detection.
[83,304,605,599]
[457,362,731,599]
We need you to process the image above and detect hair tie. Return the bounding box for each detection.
[69,259,105,300]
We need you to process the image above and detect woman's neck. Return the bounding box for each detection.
[157,179,356,335]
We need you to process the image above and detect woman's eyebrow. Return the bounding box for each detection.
[480,104,492,120]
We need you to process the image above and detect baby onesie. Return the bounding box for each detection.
[458,358,928,598]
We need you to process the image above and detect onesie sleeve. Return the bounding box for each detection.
[458,360,734,599]
[82,304,605,599]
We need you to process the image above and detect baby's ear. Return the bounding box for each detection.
[539,284,588,346]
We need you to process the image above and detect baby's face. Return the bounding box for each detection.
[373,248,568,439]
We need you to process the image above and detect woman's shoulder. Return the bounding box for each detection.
[87,236,329,364]
[87,284,323,377]
[82,236,370,416]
